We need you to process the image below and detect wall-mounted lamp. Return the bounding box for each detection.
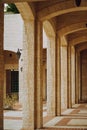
[20,67,23,72]
[75,0,81,7]
[16,48,22,59]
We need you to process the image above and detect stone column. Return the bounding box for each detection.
[4,70,6,99]
[61,45,67,110]
[43,63,46,101]
[75,52,80,104]
[56,37,61,116]
[34,20,43,129]
[22,21,35,130]
[0,4,4,130]
[67,45,72,108]
[19,53,23,105]
[79,52,81,101]
[22,19,43,130]
[78,53,81,102]
[71,46,75,105]
[47,36,56,116]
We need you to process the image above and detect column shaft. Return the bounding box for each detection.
[56,37,61,116]
[0,4,4,130]
[71,46,75,105]
[4,70,6,99]
[22,21,35,130]
[78,53,81,102]
[43,63,46,101]
[19,52,23,104]
[22,20,43,130]
[67,45,72,108]
[47,36,56,116]
[61,45,67,110]
[75,52,80,103]
[34,20,43,128]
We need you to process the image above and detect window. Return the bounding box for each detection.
[11,70,19,92]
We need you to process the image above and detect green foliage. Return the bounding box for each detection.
[4,93,18,110]
[6,4,19,14]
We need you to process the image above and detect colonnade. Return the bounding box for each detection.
[0,3,81,130]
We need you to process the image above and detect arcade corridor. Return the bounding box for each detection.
[1,0,87,130]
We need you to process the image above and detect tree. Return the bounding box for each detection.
[5,4,19,14]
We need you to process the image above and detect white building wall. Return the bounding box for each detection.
[4,14,24,52]
[4,14,47,52]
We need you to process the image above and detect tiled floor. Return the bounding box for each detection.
[42,104,87,130]
[4,111,23,130]
[4,103,87,130]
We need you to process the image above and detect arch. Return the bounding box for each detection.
[43,20,55,37]
[56,11,87,30]
[76,42,87,52]
[2,0,47,3]
[58,22,87,36]
[37,0,87,21]
[43,20,57,116]
[15,2,35,21]
[69,36,87,46]
[58,24,87,46]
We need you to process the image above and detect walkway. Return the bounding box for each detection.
[4,103,87,130]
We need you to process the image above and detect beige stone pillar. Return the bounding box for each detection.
[22,21,35,130]
[56,37,61,116]
[71,46,75,105]
[67,45,72,108]
[43,63,46,101]
[0,4,4,130]
[4,70,6,99]
[78,52,81,101]
[47,36,56,116]
[75,52,80,104]
[61,45,67,110]
[34,20,43,129]
[22,20,43,130]
[19,53,23,105]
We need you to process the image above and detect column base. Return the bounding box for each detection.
[57,114,61,116]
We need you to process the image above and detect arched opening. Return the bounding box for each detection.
[43,20,57,117]
[4,4,24,129]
